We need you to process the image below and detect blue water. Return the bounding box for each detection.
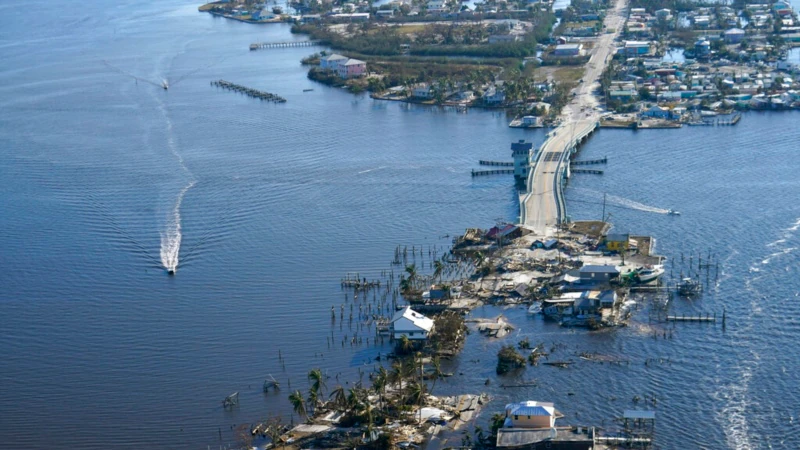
[1,1,800,449]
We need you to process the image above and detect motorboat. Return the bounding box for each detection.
[634,265,665,283]
[677,277,702,296]
[167,269,175,275]
[667,209,680,215]
[527,302,542,314]
[162,79,169,90]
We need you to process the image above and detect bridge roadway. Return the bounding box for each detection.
[519,0,628,235]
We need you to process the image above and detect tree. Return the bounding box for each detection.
[433,260,444,282]
[428,356,443,395]
[330,385,348,411]
[289,390,308,422]
[308,368,326,397]
[397,334,414,354]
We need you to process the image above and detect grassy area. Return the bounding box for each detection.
[553,66,585,84]
[198,2,218,11]
[394,24,428,35]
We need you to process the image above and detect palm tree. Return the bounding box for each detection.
[389,360,406,391]
[307,388,319,415]
[429,356,443,395]
[329,385,348,412]
[373,367,389,414]
[308,368,326,397]
[433,260,444,283]
[288,390,308,422]
[398,334,413,354]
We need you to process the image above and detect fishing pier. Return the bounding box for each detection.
[250,41,320,50]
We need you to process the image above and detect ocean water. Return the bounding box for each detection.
[1,1,799,449]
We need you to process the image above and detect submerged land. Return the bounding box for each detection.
[197,0,791,448]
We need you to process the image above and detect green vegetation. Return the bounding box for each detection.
[496,345,526,374]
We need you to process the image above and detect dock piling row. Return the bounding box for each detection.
[210,80,286,103]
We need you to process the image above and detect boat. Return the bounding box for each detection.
[667,209,681,215]
[303,88,314,92]
[167,269,175,275]
[677,277,702,296]
[527,302,542,314]
[634,265,665,283]
[161,79,169,90]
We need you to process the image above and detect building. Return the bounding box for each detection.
[724,28,745,44]
[504,401,556,428]
[623,41,651,56]
[486,224,522,242]
[695,38,711,57]
[483,85,506,104]
[553,43,583,57]
[412,83,433,99]
[489,34,523,44]
[389,306,434,340]
[579,265,620,283]
[641,105,672,119]
[426,0,448,14]
[604,233,629,252]
[338,58,366,79]
[320,53,348,69]
[511,140,533,185]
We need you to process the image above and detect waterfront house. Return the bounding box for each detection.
[604,233,629,252]
[486,224,522,243]
[504,401,557,428]
[553,43,583,57]
[389,306,434,340]
[641,105,672,119]
[337,58,367,79]
[320,53,348,69]
[483,85,506,104]
[412,83,433,99]
[579,265,620,283]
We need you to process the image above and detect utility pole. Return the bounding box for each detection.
[602,193,607,223]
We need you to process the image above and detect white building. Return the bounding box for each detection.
[320,54,348,69]
[390,306,434,340]
[503,401,557,428]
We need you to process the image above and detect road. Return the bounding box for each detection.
[520,0,628,235]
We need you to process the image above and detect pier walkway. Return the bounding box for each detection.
[519,0,627,235]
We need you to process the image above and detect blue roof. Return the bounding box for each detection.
[510,405,553,416]
[580,265,619,274]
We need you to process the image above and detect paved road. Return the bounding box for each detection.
[521,0,628,235]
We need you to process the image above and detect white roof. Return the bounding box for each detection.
[324,54,348,61]
[625,41,650,47]
[391,306,434,332]
[556,44,582,50]
[343,58,366,65]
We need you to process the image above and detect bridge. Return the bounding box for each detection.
[519,119,598,233]
[518,0,627,235]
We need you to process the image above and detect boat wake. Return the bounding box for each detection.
[160,180,196,273]
[569,188,671,214]
[157,100,195,274]
[358,166,387,174]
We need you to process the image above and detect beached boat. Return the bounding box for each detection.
[634,265,664,283]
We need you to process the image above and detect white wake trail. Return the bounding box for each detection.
[157,100,195,274]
